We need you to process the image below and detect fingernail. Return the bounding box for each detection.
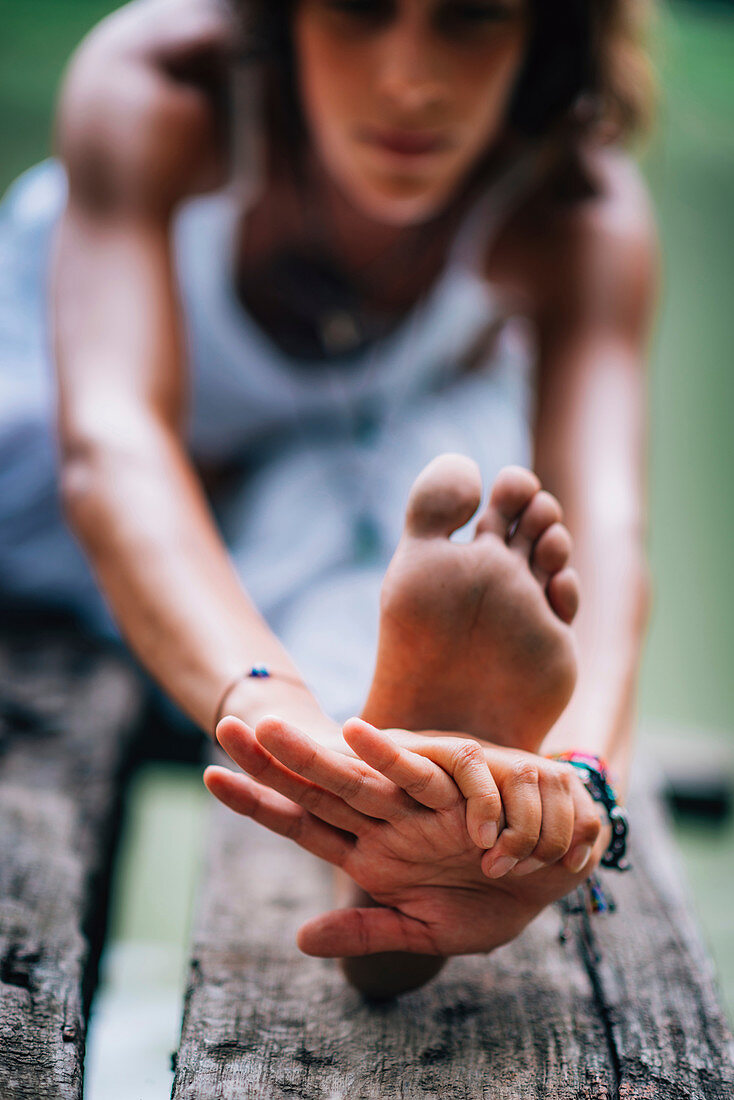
[487,855,518,878]
[479,822,498,848]
[568,843,593,873]
[513,858,545,877]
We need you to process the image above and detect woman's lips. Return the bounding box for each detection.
[359,127,452,157]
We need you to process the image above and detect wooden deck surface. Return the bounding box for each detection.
[0,626,143,1100]
[1,629,732,1099]
[172,750,734,1099]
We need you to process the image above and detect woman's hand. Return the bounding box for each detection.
[350,723,604,879]
[204,715,607,958]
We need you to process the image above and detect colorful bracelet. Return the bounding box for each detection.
[548,751,631,872]
[212,665,308,735]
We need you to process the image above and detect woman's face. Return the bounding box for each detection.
[293,0,530,225]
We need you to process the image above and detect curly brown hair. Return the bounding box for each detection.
[227,0,656,169]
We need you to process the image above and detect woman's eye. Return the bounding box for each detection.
[440,2,519,28]
[320,0,521,34]
[324,0,390,18]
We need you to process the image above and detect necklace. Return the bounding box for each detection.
[293,167,459,560]
[305,160,465,360]
[234,145,539,566]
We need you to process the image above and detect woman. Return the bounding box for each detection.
[0,0,656,994]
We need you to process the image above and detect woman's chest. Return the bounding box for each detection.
[229,182,481,361]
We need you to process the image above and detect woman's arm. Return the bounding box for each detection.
[52,7,339,742]
[530,151,659,794]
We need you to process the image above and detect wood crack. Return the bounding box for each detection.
[574,902,623,1100]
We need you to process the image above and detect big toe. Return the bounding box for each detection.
[405,453,483,537]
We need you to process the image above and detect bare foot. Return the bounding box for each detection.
[342,454,580,991]
[362,454,579,753]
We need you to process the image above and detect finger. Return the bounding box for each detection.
[203,765,354,867]
[342,718,459,811]
[256,715,411,821]
[297,905,441,958]
[215,716,369,835]
[561,775,605,874]
[480,760,542,877]
[396,734,504,848]
[512,766,576,876]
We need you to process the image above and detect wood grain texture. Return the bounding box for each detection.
[0,625,143,1100]
[174,806,613,1099]
[173,755,734,1100]
[568,782,734,1100]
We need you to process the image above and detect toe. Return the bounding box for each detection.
[405,453,482,538]
[475,465,540,539]
[531,522,572,582]
[547,567,580,623]
[510,490,563,558]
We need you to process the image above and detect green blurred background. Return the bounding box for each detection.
[1,2,732,1096]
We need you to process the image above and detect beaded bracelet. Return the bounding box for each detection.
[548,751,631,872]
[212,665,308,735]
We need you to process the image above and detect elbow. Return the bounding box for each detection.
[58,432,126,552]
[58,410,170,521]
[59,418,181,549]
[59,448,109,543]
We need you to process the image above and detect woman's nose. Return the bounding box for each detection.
[375,24,448,116]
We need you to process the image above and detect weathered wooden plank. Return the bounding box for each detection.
[0,621,144,1100]
[573,771,734,1100]
[173,753,614,1098]
[174,751,734,1099]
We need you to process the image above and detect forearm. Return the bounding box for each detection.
[540,520,650,797]
[533,337,652,795]
[52,197,336,741]
[61,428,337,739]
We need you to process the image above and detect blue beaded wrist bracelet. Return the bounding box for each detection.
[549,751,631,872]
[212,665,308,734]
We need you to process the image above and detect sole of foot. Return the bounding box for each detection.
[362,454,579,753]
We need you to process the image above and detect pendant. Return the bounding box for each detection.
[321,309,362,355]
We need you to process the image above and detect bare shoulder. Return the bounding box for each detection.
[527,146,660,332]
[539,147,657,268]
[56,0,236,216]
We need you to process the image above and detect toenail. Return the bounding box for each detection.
[487,855,517,878]
[479,822,498,848]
